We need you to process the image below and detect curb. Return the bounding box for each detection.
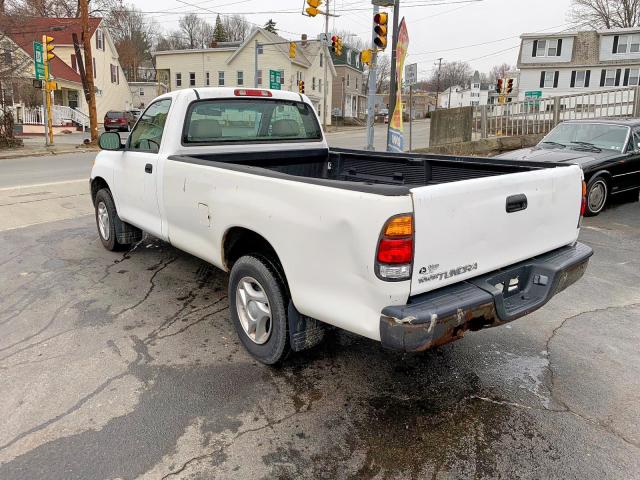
[0,147,99,161]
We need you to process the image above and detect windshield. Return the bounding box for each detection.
[542,122,629,152]
[183,99,322,144]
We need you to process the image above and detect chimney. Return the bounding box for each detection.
[301,34,308,47]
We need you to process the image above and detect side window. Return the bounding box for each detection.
[630,129,640,152]
[128,99,172,153]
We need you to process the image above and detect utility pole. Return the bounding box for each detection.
[79,0,98,144]
[434,57,442,111]
[365,3,379,150]
[322,0,329,128]
[386,0,400,147]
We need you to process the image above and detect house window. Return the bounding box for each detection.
[206,71,210,86]
[319,79,322,92]
[605,69,617,86]
[312,77,316,90]
[176,72,182,87]
[355,77,358,90]
[542,70,557,88]
[189,72,196,86]
[92,57,96,78]
[575,70,587,87]
[257,69,262,85]
[110,64,117,83]
[257,44,263,54]
[616,34,640,54]
[628,68,640,86]
[279,69,284,85]
[139,88,144,96]
[347,74,350,87]
[218,71,224,86]
[320,53,323,67]
[96,29,104,51]
[237,71,243,86]
[535,38,561,57]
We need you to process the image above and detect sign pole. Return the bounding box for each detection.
[409,84,412,151]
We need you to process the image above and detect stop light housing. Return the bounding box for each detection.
[496,78,503,94]
[506,78,514,94]
[373,12,388,50]
[298,80,305,94]
[335,36,343,56]
[360,49,372,65]
[44,35,55,62]
[305,0,322,17]
[289,42,297,58]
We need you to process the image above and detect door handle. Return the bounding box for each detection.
[145,163,153,174]
[506,194,528,213]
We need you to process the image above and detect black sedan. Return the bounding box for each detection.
[496,119,640,216]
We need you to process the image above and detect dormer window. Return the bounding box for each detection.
[615,34,640,54]
[533,38,562,57]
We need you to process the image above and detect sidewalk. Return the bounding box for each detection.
[0,136,98,160]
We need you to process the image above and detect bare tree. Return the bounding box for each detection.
[568,0,640,28]
[222,14,250,42]
[179,13,211,49]
[6,0,117,17]
[155,31,187,51]
[488,62,512,83]
[375,53,391,93]
[105,4,154,81]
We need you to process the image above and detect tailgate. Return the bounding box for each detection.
[410,165,582,296]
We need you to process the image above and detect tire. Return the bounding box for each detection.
[585,176,608,217]
[95,188,128,251]
[229,255,290,365]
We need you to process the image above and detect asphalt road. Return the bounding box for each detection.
[0,152,95,189]
[0,160,638,478]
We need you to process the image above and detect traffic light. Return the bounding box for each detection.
[506,78,514,94]
[331,35,338,54]
[373,12,388,50]
[289,41,297,58]
[44,35,55,62]
[298,80,305,94]
[305,0,322,17]
[496,78,503,94]
[335,36,343,56]
[360,49,372,65]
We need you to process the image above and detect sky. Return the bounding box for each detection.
[135,0,575,80]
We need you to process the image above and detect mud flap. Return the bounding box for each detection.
[114,216,143,244]
[288,302,325,352]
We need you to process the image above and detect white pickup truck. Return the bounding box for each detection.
[91,87,592,364]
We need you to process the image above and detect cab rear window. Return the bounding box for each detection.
[183,99,322,144]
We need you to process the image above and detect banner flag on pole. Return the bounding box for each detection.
[387,17,409,153]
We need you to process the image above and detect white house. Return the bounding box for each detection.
[517,28,640,100]
[4,17,133,127]
[153,28,336,124]
[129,81,169,109]
[438,71,489,108]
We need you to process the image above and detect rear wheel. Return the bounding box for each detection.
[229,255,290,365]
[585,177,608,217]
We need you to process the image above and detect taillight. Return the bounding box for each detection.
[234,89,272,97]
[376,214,413,281]
[579,180,587,226]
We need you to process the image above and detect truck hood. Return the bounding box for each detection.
[495,146,619,167]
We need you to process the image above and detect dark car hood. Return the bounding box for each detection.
[495,146,619,166]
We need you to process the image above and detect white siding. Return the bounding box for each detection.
[520,37,574,64]
[600,33,640,61]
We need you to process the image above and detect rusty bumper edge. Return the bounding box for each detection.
[380,242,593,352]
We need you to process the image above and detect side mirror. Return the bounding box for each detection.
[99,132,123,150]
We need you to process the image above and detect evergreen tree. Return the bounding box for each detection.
[263,18,277,34]
[213,14,228,42]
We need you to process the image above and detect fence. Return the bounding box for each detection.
[473,86,640,139]
[15,105,89,130]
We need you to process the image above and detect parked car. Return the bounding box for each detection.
[104,111,135,132]
[495,119,640,216]
[128,109,142,121]
[90,87,592,364]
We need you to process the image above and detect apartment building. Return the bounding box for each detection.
[330,43,366,119]
[517,28,640,101]
[153,28,335,125]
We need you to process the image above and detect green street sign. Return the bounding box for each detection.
[33,41,45,80]
[525,90,542,107]
[269,70,281,90]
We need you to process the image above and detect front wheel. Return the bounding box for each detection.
[229,255,290,365]
[585,177,608,217]
[95,188,128,251]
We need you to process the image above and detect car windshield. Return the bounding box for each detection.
[542,123,629,152]
[106,112,125,118]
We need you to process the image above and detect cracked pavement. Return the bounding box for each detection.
[0,178,639,479]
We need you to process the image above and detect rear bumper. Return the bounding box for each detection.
[380,242,593,352]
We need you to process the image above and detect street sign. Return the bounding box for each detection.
[405,63,417,86]
[269,70,281,90]
[33,41,45,80]
[525,90,542,107]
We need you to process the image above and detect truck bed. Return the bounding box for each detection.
[170,147,565,194]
